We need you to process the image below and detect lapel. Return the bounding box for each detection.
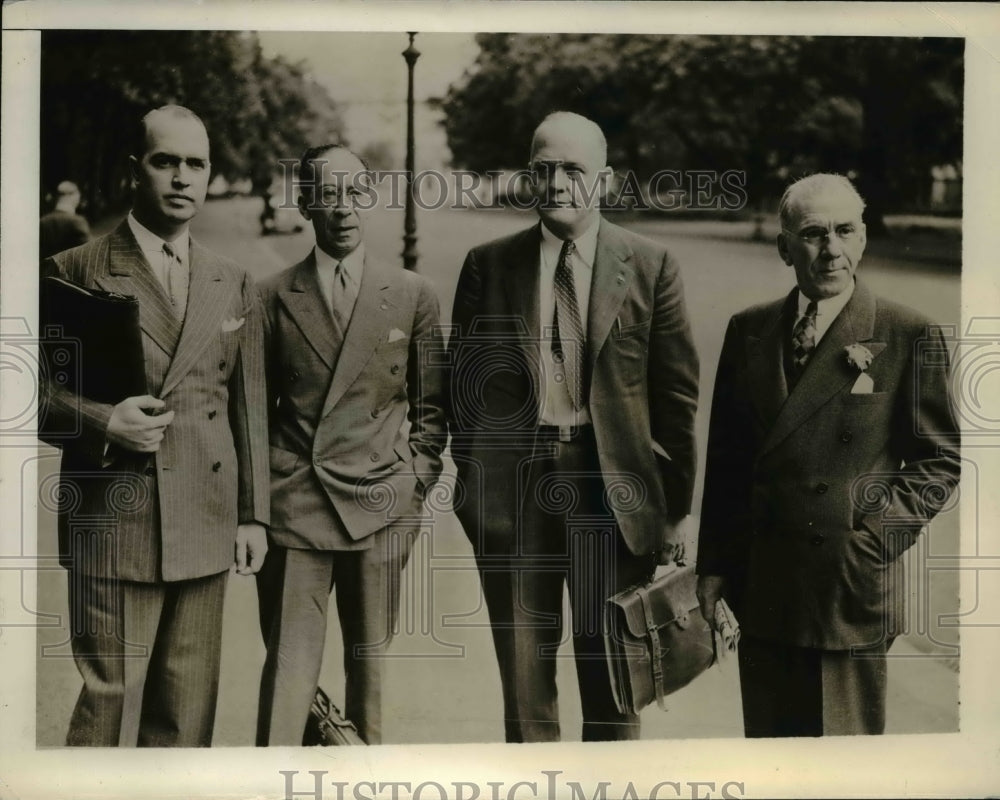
[277,253,341,371]
[760,280,882,457]
[159,238,237,397]
[746,291,795,435]
[587,218,635,375]
[320,255,396,419]
[94,222,182,359]
[501,224,543,392]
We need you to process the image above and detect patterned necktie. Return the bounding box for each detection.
[553,239,586,410]
[162,241,188,319]
[791,299,819,375]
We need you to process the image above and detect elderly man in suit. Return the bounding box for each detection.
[255,145,446,745]
[40,105,269,746]
[446,111,699,742]
[696,173,961,737]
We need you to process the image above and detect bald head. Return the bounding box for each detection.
[137,105,208,159]
[530,112,607,167]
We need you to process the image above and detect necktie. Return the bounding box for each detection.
[553,239,586,410]
[791,300,819,375]
[330,261,354,333]
[162,241,188,318]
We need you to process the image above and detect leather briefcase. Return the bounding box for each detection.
[604,564,716,715]
[302,686,365,746]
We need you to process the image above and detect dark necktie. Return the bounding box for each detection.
[162,241,187,318]
[791,300,819,376]
[552,239,586,410]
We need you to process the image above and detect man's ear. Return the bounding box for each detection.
[597,166,613,201]
[297,192,312,222]
[776,231,793,266]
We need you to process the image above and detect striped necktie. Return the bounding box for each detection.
[552,239,586,410]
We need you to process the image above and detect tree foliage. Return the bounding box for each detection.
[41,31,345,215]
[441,34,963,225]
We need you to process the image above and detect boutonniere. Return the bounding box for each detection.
[845,343,875,393]
[221,316,246,333]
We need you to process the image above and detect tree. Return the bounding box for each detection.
[441,34,963,230]
[40,31,345,217]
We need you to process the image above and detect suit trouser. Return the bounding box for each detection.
[65,569,228,747]
[255,530,413,746]
[738,634,892,737]
[477,429,656,743]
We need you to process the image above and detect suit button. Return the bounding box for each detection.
[841,431,853,443]
[370,452,379,462]
[810,534,825,546]
[212,461,222,472]
[144,465,156,477]
[390,364,400,375]
[207,410,217,420]
[371,409,380,418]
[815,482,829,494]
[218,360,226,371]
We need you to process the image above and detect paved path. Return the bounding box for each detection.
[35,198,961,744]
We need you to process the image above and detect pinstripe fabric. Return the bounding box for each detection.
[41,222,270,582]
[65,570,228,746]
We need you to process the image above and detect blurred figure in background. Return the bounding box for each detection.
[40,180,91,258]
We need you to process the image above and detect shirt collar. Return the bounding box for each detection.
[127,213,189,263]
[797,280,855,327]
[314,243,365,285]
[539,217,599,270]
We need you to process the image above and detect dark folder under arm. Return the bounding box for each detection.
[40,276,147,405]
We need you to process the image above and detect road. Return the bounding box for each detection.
[35,197,961,744]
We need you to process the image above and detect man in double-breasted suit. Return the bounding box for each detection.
[41,105,269,746]
[696,173,961,736]
[446,112,699,741]
[255,145,446,745]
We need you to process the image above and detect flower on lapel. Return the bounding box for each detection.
[845,343,875,372]
[221,316,246,333]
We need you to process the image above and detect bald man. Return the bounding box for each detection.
[696,174,960,736]
[446,112,699,741]
[40,180,90,259]
[41,106,269,746]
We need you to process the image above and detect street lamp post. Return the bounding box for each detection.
[402,32,420,271]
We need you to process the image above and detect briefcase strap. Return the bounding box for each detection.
[636,580,719,712]
[636,584,668,712]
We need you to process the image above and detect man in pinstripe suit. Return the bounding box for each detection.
[40,105,270,747]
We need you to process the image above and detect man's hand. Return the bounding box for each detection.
[696,574,726,631]
[657,516,690,566]
[234,523,268,576]
[106,395,175,452]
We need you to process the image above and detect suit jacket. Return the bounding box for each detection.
[446,218,699,557]
[697,280,961,650]
[259,252,446,549]
[40,222,270,582]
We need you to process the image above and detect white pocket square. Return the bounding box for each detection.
[221,317,246,333]
[851,373,874,394]
[387,328,407,343]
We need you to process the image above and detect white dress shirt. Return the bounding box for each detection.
[314,243,364,324]
[538,219,599,426]
[127,213,189,298]
[795,280,855,345]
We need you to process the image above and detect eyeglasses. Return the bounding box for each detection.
[783,223,863,247]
